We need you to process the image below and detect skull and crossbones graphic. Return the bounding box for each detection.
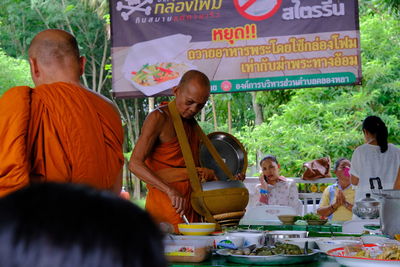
[116,0,153,21]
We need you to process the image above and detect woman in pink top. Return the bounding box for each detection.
[254,155,302,214]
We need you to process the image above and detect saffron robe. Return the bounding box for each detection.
[145,116,201,231]
[0,82,124,197]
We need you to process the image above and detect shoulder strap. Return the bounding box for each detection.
[167,100,201,192]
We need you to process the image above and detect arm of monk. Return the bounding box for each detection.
[128,110,186,216]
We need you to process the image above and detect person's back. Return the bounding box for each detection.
[0,29,124,196]
[350,116,400,200]
[28,82,123,189]
[0,182,167,267]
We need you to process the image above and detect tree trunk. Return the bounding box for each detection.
[251,92,264,163]
[201,108,206,122]
[133,98,141,200]
[211,95,218,131]
[251,92,263,125]
[149,97,155,112]
[97,33,108,93]
[121,99,135,196]
[59,0,89,87]
[227,100,232,134]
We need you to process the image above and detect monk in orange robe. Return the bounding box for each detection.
[129,70,219,232]
[0,29,124,197]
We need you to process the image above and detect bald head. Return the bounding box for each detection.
[178,70,210,93]
[28,29,85,86]
[29,29,80,66]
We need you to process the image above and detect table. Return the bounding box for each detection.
[169,253,341,267]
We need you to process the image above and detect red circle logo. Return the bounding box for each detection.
[221,81,232,91]
[233,0,282,21]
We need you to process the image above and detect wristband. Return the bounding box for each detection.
[329,205,335,213]
[260,189,269,194]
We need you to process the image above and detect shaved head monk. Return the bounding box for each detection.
[129,70,220,232]
[0,29,124,196]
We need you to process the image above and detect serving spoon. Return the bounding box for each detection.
[182,214,190,224]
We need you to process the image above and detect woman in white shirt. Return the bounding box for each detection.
[253,155,302,214]
[350,116,400,202]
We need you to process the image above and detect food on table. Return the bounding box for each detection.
[131,62,190,86]
[302,213,321,220]
[375,245,400,260]
[224,243,312,256]
[343,244,400,260]
[294,212,321,222]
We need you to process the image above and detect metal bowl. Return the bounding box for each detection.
[353,193,380,219]
[199,132,247,181]
[201,180,247,191]
[265,231,308,246]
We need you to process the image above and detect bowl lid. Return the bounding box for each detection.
[199,132,247,181]
[356,193,380,206]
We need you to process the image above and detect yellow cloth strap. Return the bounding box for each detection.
[168,100,217,224]
[167,100,202,193]
[194,124,235,181]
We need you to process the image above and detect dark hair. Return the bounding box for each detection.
[334,157,349,171]
[260,155,279,166]
[0,183,167,267]
[362,116,388,153]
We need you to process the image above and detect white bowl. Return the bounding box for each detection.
[315,239,362,252]
[229,232,265,247]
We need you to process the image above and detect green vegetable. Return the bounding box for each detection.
[303,213,320,220]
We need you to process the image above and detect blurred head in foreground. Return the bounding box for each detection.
[0,182,167,267]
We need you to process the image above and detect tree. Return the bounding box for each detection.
[0,49,33,95]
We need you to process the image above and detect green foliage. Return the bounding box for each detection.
[0,49,33,95]
[256,89,296,120]
[360,0,400,16]
[0,0,111,95]
[204,93,255,132]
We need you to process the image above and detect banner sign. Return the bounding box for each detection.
[110,0,361,98]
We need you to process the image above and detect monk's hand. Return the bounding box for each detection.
[196,167,218,183]
[232,172,246,181]
[166,188,185,216]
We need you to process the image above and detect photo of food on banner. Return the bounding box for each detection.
[122,34,195,96]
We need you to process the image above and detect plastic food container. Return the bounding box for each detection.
[213,235,245,249]
[164,236,213,263]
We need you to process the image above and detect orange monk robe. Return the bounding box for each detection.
[145,117,201,231]
[0,82,124,197]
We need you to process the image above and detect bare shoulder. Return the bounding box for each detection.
[146,105,170,124]
[141,106,169,135]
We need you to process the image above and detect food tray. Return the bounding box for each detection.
[216,249,320,265]
[122,34,195,96]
